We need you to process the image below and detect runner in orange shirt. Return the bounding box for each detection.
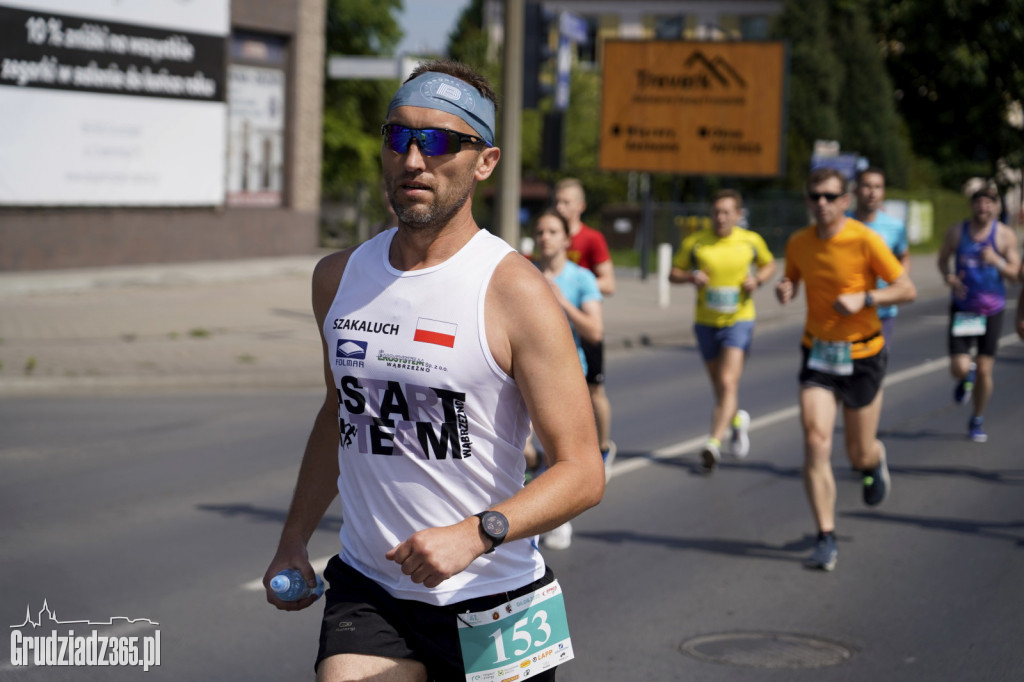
[776,167,916,571]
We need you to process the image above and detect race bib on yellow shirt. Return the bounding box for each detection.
[704,286,741,313]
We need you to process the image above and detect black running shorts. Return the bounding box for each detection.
[798,345,888,409]
[580,339,604,384]
[947,305,1004,357]
[316,556,558,681]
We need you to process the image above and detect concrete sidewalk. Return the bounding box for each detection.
[0,251,947,396]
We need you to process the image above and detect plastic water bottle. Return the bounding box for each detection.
[270,569,325,601]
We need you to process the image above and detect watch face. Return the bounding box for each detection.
[482,512,508,537]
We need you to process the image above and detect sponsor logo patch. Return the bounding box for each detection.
[335,339,367,368]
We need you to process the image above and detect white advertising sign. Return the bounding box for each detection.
[0,0,228,206]
[227,65,285,207]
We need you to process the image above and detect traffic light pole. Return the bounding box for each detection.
[497,0,524,250]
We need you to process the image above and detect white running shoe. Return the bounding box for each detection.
[601,441,617,482]
[541,522,573,550]
[730,409,751,458]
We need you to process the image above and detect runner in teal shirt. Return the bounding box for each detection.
[850,167,909,343]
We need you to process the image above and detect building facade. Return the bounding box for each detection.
[0,0,325,271]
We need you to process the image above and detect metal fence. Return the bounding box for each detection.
[601,195,810,269]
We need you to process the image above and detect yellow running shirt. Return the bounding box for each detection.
[674,226,775,327]
[783,218,904,359]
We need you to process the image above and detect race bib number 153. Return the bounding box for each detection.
[457,580,573,681]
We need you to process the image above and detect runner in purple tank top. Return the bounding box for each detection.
[937,185,1020,443]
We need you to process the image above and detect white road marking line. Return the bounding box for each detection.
[611,333,1020,478]
[242,334,1021,590]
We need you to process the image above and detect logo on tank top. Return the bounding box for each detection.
[332,318,400,335]
[375,350,448,374]
[336,340,367,368]
[335,375,473,459]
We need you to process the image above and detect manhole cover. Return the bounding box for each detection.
[681,632,853,669]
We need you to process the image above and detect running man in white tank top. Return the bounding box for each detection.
[263,59,605,682]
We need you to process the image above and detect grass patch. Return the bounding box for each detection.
[611,249,641,269]
[188,328,212,339]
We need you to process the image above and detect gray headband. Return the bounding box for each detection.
[387,72,496,145]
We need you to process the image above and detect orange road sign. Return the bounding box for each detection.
[600,40,787,176]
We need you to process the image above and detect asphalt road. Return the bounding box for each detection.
[1,290,1022,681]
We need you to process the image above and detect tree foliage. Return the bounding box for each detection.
[830,0,911,186]
[321,0,403,201]
[772,0,910,188]
[871,0,1024,187]
[349,0,1022,221]
[448,0,490,69]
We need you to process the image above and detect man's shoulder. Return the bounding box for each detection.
[787,224,816,245]
[995,221,1019,248]
[843,218,890,246]
[683,228,710,245]
[995,220,1016,237]
[874,210,905,229]
[567,259,598,282]
[577,222,609,243]
[733,226,768,244]
[312,247,360,317]
[838,217,879,241]
[556,260,596,290]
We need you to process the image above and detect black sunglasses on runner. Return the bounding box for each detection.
[807,191,845,203]
[381,124,491,156]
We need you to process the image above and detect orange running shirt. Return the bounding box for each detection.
[783,218,904,358]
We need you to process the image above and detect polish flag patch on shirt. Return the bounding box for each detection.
[413,317,457,348]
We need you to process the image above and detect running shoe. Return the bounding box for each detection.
[541,522,572,550]
[730,409,751,458]
[804,533,838,571]
[700,438,721,472]
[601,440,617,482]
[968,416,987,443]
[954,362,976,404]
[862,443,890,506]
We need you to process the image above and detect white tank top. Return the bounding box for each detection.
[324,228,544,605]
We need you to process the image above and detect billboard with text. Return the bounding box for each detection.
[0,0,229,206]
[600,41,787,177]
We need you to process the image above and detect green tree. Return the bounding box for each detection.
[321,0,403,207]
[773,1,841,189]
[830,0,910,186]
[772,0,913,189]
[448,0,490,69]
[872,0,1024,188]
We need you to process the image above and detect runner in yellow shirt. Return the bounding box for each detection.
[670,190,776,471]
[776,168,916,572]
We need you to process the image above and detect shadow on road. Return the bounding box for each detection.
[887,464,1024,485]
[575,528,821,563]
[843,510,1024,547]
[647,453,803,480]
[197,503,343,531]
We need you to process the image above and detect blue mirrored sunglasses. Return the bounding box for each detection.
[381,124,491,157]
